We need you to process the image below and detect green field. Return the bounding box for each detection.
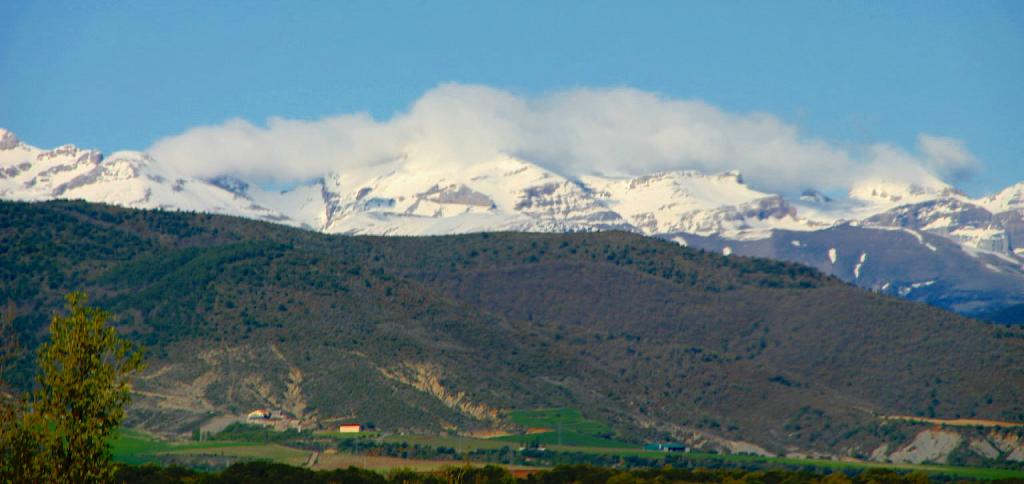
[494,408,634,448]
[111,428,302,466]
[506,408,613,435]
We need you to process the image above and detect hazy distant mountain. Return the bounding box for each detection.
[3,128,1023,315]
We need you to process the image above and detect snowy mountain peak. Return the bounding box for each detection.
[980,182,1024,213]
[613,169,745,191]
[0,128,20,150]
[0,134,294,226]
[580,169,811,238]
[849,178,960,206]
[36,143,100,163]
[296,154,636,235]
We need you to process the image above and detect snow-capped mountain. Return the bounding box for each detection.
[0,129,291,223]
[4,128,1024,315]
[582,170,823,238]
[261,154,636,235]
[979,182,1024,213]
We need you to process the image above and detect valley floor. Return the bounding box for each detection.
[111,428,1024,480]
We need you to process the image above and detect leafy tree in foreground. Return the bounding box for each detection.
[0,292,144,483]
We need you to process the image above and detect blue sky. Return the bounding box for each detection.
[1,1,1021,196]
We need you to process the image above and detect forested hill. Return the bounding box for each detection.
[2,200,1022,457]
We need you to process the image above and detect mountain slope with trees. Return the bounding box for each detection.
[1,200,1022,458]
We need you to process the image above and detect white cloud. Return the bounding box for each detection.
[148,83,975,195]
[918,134,978,181]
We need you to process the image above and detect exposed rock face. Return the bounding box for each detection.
[208,175,251,197]
[420,183,495,208]
[970,438,1001,459]
[723,440,774,457]
[378,362,502,423]
[888,430,962,464]
[867,427,1024,464]
[991,431,1024,462]
[869,443,889,461]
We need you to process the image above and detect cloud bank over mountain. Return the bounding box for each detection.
[149,83,972,196]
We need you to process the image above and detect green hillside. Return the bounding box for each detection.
[2,200,1023,458]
